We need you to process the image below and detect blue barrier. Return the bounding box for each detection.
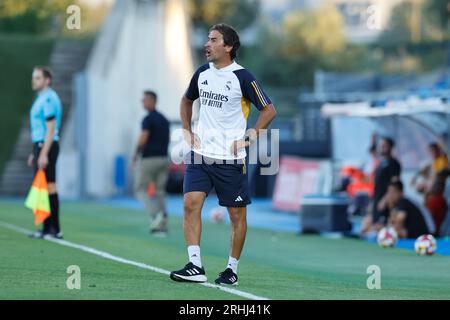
[114,155,126,195]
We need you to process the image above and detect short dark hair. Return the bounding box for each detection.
[209,23,240,60]
[382,137,395,148]
[144,90,157,101]
[429,142,440,151]
[389,179,403,192]
[34,66,52,83]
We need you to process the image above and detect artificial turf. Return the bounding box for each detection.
[1,200,449,300]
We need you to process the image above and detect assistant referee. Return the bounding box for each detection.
[27,66,63,239]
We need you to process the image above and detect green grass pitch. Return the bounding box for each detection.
[1,200,450,300]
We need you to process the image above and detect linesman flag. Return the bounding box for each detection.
[25,169,51,225]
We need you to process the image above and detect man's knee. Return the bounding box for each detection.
[133,176,141,193]
[134,174,149,195]
[184,193,204,216]
[184,199,198,215]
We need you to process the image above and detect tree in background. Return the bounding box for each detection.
[0,0,72,33]
[279,4,345,60]
[254,2,346,87]
[376,0,449,73]
[426,0,450,37]
[188,0,260,31]
[0,0,111,35]
[379,0,447,45]
[378,1,415,45]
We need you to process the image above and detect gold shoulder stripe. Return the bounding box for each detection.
[252,81,269,106]
[251,81,267,108]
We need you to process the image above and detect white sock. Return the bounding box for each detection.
[227,256,239,274]
[188,245,202,268]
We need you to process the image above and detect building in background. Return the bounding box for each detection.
[58,0,193,198]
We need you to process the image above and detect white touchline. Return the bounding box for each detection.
[0,221,269,300]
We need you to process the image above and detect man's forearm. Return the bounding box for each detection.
[134,145,143,160]
[40,125,55,156]
[134,132,149,160]
[251,104,277,139]
[180,96,193,132]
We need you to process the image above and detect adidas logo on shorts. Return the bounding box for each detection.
[235,196,243,202]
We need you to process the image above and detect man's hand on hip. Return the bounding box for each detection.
[230,139,250,156]
[183,129,201,150]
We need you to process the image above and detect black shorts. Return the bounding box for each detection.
[183,151,251,207]
[33,141,59,183]
[372,198,388,225]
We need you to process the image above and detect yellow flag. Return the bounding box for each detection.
[25,170,51,225]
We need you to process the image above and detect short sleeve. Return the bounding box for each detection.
[185,64,210,101]
[234,69,271,111]
[43,96,57,120]
[142,114,152,131]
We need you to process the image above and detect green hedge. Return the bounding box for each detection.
[0,33,54,176]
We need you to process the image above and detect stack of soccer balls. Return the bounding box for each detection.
[414,234,437,256]
[377,227,398,248]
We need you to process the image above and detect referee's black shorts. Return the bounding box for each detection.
[33,141,59,183]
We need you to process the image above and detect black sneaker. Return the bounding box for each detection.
[170,262,207,283]
[215,268,238,286]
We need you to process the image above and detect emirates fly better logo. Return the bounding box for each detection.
[199,89,229,109]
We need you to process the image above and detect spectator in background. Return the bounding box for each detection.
[345,134,379,218]
[360,137,401,237]
[411,142,449,235]
[386,180,429,239]
[340,133,379,198]
[132,91,170,236]
[362,133,380,179]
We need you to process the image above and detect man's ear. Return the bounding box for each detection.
[225,45,233,54]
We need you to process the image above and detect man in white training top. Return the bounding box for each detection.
[170,23,277,286]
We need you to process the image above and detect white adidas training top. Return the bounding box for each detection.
[185,61,272,160]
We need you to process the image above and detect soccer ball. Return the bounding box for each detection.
[210,207,225,224]
[377,227,398,248]
[414,234,437,256]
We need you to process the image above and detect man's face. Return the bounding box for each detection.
[142,94,156,111]
[31,69,49,91]
[204,30,232,63]
[380,139,391,157]
[429,146,439,159]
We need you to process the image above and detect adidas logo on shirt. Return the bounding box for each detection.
[235,196,243,202]
[201,80,208,85]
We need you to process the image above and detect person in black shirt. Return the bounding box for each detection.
[387,180,429,238]
[132,91,170,235]
[361,137,401,237]
[373,137,402,223]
